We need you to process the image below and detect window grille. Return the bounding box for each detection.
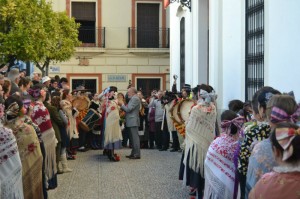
[245,0,264,101]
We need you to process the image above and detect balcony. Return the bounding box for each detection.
[78,27,105,48]
[128,27,170,49]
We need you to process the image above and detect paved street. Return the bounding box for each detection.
[48,148,189,199]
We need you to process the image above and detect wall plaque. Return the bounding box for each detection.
[107,75,127,82]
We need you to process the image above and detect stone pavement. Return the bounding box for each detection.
[48,148,189,199]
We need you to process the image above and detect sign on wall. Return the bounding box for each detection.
[49,66,60,73]
[107,75,127,82]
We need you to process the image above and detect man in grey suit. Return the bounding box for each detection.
[119,87,141,159]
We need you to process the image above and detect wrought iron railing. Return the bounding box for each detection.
[245,0,264,100]
[128,27,170,48]
[78,27,105,48]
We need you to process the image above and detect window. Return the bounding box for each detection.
[137,3,160,48]
[137,78,161,98]
[180,17,185,89]
[245,0,264,100]
[72,79,97,94]
[72,2,96,44]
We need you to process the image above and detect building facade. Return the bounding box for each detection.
[169,0,300,110]
[47,0,170,96]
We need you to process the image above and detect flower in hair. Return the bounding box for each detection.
[265,92,274,102]
[275,127,300,161]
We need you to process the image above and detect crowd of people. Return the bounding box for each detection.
[0,67,299,199]
[175,83,300,199]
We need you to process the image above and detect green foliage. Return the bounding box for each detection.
[0,0,80,75]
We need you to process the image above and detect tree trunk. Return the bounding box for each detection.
[35,63,45,76]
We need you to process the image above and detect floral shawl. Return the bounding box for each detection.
[246,138,277,197]
[0,124,24,199]
[204,134,240,199]
[5,119,43,199]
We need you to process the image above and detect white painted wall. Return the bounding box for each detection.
[197,0,209,85]
[265,0,300,101]
[102,0,131,48]
[221,0,244,109]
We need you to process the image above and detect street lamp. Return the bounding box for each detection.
[170,0,191,12]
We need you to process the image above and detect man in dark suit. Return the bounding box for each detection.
[119,87,141,159]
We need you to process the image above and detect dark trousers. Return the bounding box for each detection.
[239,172,246,199]
[171,131,180,149]
[149,131,155,148]
[155,122,163,149]
[122,127,130,147]
[162,120,170,149]
[78,126,86,147]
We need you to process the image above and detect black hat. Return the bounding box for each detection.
[192,85,200,95]
[109,86,118,92]
[182,84,191,92]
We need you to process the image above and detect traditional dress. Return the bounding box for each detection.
[180,102,217,194]
[249,169,300,199]
[238,121,270,198]
[204,134,239,199]
[5,118,43,199]
[103,100,122,149]
[238,121,271,176]
[0,124,23,199]
[246,138,277,197]
[31,101,57,188]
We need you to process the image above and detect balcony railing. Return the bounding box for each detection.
[128,27,170,48]
[78,27,105,48]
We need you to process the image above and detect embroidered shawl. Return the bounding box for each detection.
[5,119,44,199]
[204,134,239,199]
[103,100,122,147]
[0,125,24,199]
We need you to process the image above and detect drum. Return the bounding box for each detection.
[169,100,181,124]
[178,99,196,123]
[79,109,101,132]
[72,96,90,111]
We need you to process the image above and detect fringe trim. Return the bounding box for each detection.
[41,128,57,179]
[183,138,209,177]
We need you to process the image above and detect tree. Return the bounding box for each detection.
[0,0,80,75]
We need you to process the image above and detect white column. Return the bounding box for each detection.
[169,3,181,90]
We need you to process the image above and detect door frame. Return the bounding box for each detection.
[66,73,102,93]
[131,73,166,91]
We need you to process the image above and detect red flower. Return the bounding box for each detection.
[111,106,115,111]
[28,143,36,152]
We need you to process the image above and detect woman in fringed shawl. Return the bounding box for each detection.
[204,110,244,199]
[61,90,79,150]
[0,101,24,199]
[4,95,43,199]
[180,84,217,199]
[29,84,57,190]
[102,86,122,161]
[246,95,300,197]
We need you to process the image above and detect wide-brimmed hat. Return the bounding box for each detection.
[42,76,51,84]
[7,68,20,81]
